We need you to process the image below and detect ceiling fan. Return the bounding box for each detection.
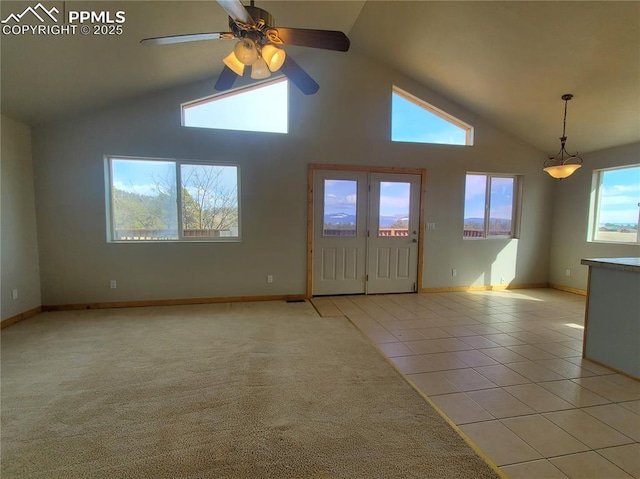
[141,0,350,95]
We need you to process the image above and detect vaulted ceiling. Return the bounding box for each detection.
[1,1,638,154]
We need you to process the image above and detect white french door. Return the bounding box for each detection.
[312,170,421,296]
[367,173,421,294]
[312,170,368,295]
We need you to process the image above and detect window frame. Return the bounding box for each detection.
[105,155,241,243]
[588,164,640,245]
[181,77,288,134]
[463,172,522,240]
[392,86,474,146]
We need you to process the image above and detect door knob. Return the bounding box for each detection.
[412,238,418,243]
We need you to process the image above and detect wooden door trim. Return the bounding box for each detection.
[307,164,427,297]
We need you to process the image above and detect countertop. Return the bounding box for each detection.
[581,257,640,273]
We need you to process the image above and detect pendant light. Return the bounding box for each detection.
[543,94,583,179]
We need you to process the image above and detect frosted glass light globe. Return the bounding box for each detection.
[251,57,271,79]
[233,39,259,65]
[261,44,286,72]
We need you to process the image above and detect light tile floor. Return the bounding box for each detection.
[312,289,640,479]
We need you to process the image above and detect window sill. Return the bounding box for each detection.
[462,237,517,241]
[587,239,639,246]
[108,239,241,244]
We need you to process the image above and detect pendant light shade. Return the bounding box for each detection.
[261,44,286,72]
[543,94,583,179]
[543,163,582,179]
[250,57,271,79]
[233,38,259,65]
[222,51,245,76]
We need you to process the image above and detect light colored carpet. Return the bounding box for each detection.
[1,300,500,478]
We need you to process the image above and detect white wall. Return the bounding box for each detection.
[31,50,555,305]
[1,115,41,319]
[549,142,640,290]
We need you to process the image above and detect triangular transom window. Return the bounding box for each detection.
[182,78,288,134]
[391,86,473,146]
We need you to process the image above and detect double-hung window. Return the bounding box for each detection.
[464,173,521,239]
[589,164,640,244]
[105,157,240,242]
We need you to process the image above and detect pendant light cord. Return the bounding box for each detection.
[562,98,568,138]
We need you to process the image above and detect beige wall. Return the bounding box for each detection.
[31,51,555,305]
[1,115,41,319]
[549,142,640,290]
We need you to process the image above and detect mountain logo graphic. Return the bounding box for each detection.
[1,3,59,24]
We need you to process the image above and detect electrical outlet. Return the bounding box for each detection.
[452,269,457,277]
[565,269,571,277]
[267,275,273,284]
[110,280,117,289]
[12,289,19,300]
[500,277,506,284]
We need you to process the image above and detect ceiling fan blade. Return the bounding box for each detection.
[280,56,319,95]
[217,0,255,25]
[141,32,233,45]
[214,66,238,91]
[269,27,350,52]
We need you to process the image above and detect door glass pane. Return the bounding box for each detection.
[488,177,514,237]
[110,159,178,240]
[378,182,410,236]
[464,174,486,238]
[181,164,239,238]
[323,179,357,236]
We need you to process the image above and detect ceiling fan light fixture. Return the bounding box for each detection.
[222,51,245,76]
[543,93,583,179]
[233,38,259,65]
[261,43,286,72]
[251,57,271,79]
